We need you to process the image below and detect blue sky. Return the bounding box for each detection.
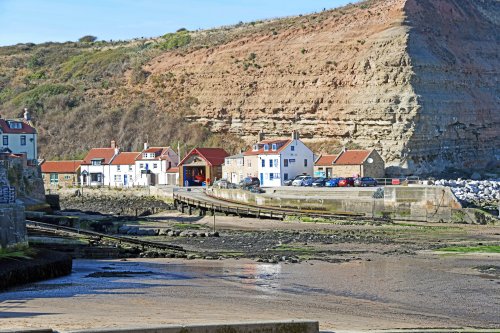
[0,0,353,46]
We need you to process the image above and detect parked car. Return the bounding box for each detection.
[354,177,378,187]
[302,176,314,186]
[338,177,355,187]
[325,178,341,187]
[239,177,260,188]
[213,179,229,189]
[284,175,302,186]
[292,175,312,186]
[312,177,328,187]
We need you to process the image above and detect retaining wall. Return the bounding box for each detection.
[0,203,27,248]
[208,186,462,222]
[68,321,319,333]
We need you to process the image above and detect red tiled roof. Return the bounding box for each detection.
[82,148,117,165]
[41,160,82,173]
[243,139,291,156]
[166,167,179,173]
[315,154,338,166]
[0,119,36,134]
[111,152,140,165]
[179,148,229,166]
[334,150,371,165]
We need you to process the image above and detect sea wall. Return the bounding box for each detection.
[208,186,463,222]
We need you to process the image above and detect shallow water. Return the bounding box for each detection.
[0,255,499,330]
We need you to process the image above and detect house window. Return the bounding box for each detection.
[129,165,133,171]
[153,163,158,169]
[114,175,122,182]
[253,144,258,151]
[274,173,280,179]
[274,159,278,167]
[304,159,308,167]
[272,143,277,151]
[270,173,274,180]
[117,165,121,171]
[269,159,273,167]
[264,144,269,151]
[261,159,265,167]
[237,159,243,166]
[225,158,230,165]
[291,146,295,151]
[168,162,172,169]
[7,121,22,129]
[64,175,72,180]
[139,163,144,168]
[91,159,102,166]
[284,159,288,167]
[20,135,26,146]
[50,173,58,184]
[247,160,252,167]
[2,136,8,146]
[90,173,102,182]
[284,173,288,180]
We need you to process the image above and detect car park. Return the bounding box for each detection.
[354,177,378,187]
[338,177,355,187]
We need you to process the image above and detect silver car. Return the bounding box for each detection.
[292,175,312,186]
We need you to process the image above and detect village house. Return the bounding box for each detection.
[41,160,82,188]
[134,144,179,186]
[314,148,385,178]
[178,148,229,186]
[0,110,38,161]
[165,166,179,186]
[80,141,120,187]
[244,131,314,187]
[109,152,139,187]
[222,153,244,184]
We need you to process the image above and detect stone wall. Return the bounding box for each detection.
[0,203,27,248]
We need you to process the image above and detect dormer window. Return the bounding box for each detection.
[271,143,277,151]
[264,144,269,151]
[7,121,22,129]
[253,144,258,151]
[91,158,104,166]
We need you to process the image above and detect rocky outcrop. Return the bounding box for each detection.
[144,0,498,175]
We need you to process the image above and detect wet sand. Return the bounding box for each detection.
[0,254,498,332]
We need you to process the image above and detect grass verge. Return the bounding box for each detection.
[437,245,500,253]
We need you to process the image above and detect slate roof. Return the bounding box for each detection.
[243,139,291,156]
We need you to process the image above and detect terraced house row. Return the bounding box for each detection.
[41,133,384,188]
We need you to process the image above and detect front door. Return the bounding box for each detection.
[232,173,238,184]
[259,173,264,186]
[124,174,128,186]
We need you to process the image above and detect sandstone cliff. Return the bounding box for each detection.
[0,0,498,175]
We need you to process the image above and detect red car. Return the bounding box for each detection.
[338,177,355,187]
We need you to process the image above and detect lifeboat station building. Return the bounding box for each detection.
[178,148,228,186]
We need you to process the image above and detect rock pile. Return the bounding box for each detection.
[434,179,500,207]
[118,225,220,238]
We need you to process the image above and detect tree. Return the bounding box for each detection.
[78,35,97,43]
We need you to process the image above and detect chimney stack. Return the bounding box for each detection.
[23,108,31,122]
[342,146,347,153]
[111,140,116,149]
[258,130,265,142]
[291,130,299,140]
[144,142,149,150]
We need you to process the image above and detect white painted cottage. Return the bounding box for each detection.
[134,145,179,186]
[243,132,314,187]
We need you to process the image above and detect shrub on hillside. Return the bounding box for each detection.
[159,31,191,50]
[78,35,97,43]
